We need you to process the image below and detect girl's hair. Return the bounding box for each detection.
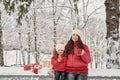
[52,48,58,57]
[64,36,84,56]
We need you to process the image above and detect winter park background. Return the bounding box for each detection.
[0,0,120,80]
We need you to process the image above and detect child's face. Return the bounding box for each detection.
[57,49,64,55]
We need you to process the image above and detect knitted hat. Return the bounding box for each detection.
[71,28,83,37]
[56,39,64,44]
[56,44,64,51]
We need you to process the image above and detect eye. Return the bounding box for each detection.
[72,34,76,36]
[72,34,78,37]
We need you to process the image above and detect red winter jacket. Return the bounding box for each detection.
[51,54,67,71]
[66,42,91,74]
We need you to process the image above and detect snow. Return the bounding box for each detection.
[3,50,52,66]
[0,67,120,77]
[88,69,120,77]
[0,0,120,79]
[0,67,50,76]
[2,50,120,77]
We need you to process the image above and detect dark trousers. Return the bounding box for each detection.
[67,72,87,80]
[54,71,66,80]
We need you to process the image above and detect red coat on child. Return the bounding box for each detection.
[51,54,67,71]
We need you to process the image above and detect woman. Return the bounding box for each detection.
[51,43,67,80]
[64,28,91,80]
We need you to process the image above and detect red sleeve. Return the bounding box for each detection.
[51,56,58,66]
[81,45,91,64]
[51,55,67,66]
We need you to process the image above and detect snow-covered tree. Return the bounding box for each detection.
[0,0,33,66]
[105,0,120,69]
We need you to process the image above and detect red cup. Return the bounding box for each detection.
[32,63,40,74]
[33,68,38,74]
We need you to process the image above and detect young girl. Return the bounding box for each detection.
[51,43,67,80]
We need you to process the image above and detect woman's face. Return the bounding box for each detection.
[72,34,79,42]
[57,49,64,55]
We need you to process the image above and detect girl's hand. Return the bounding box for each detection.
[57,59,61,62]
[57,55,62,62]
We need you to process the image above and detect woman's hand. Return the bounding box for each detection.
[77,49,85,56]
[81,50,85,56]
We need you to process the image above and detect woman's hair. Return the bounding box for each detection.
[64,36,84,56]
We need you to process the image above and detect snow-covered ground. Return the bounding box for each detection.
[89,69,120,77]
[2,50,120,77]
[0,67,50,76]
[0,67,120,77]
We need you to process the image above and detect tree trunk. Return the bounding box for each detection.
[33,0,39,64]
[105,0,119,68]
[33,10,38,64]
[18,31,25,65]
[52,0,57,48]
[26,16,31,64]
[0,12,4,66]
[73,0,79,28]
[27,31,31,64]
